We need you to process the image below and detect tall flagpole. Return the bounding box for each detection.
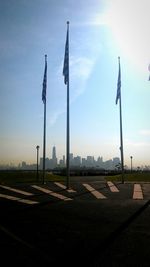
[43,96,46,184]
[63,21,70,189]
[119,81,124,184]
[116,57,124,183]
[66,21,70,189]
[42,55,47,184]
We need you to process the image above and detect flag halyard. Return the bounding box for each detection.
[116,57,121,105]
[42,55,47,104]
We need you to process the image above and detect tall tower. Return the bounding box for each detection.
[52,146,56,160]
[51,146,57,168]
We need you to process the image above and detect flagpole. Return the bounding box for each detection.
[119,87,124,184]
[42,55,47,184]
[118,57,124,183]
[43,97,46,184]
[66,21,70,189]
[63,21,70,189]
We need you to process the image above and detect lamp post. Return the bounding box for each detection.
[36,145,40,182]
[130,156,133,172]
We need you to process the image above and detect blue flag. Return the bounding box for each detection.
[42,55,47,104]
[63,25,69,85]
[116,57,121,105]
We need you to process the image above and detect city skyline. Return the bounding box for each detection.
[39,145,121,169]
[1,0,150,168]
[0,149,121,170]
[1,145,150,171]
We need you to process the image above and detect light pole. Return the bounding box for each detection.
[36,145,40,182]
[130,156,133,172]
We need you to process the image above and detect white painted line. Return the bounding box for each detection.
[54,182,76,193]
[18,199,39,205]
[107,181,119,192]
[133,184,143,200]
[31,185,72,201]
[83,184,106,199]
[0,185,33,196]
[0,193,38,205]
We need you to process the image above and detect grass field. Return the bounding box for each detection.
[106,172,150,182]
[0,170,150,185]
[0,170,65,185]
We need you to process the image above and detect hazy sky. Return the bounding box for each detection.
[1,0,150,167]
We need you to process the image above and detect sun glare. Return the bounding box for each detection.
[105,0,150,73]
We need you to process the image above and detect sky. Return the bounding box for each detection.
[0,0,150,168]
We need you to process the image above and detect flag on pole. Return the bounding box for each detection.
[116,57,121,105]
[148,64,150,81]
[42,55,47,104]
[63,22,69,85]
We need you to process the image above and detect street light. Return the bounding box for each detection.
[130,156,133,172]
[36,145,40,182]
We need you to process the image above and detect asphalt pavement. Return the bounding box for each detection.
[0,176,150,266]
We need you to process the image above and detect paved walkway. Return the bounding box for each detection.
[0,180,149,206]
[0,178,150,266]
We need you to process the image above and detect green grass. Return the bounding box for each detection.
[0,170,150,185]
[0,170,65,185]
[106,172,150,182]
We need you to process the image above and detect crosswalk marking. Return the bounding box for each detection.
[0,185,33,196]
[31,185,72,201]
[107,181,119,192]
[82,184,107,199]
[0,193,38,205]
[0,183,147,204]
[54,182,76,193]
[133,184,143,200]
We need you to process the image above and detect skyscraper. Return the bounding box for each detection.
[51,146,57,168]
[52,146,56,160]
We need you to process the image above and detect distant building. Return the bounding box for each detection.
[82,158,86,167]
[69,153,74,166]
[59,155,65,167]
[104,160,113,170]
[52,146,56,159]
[97,156,103,168]
[113,157,120,169]
[87,156,94,167]
[50,146,57,168]
[73,156,81,167]
[22,161,27,169]
[40,157,50,169]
